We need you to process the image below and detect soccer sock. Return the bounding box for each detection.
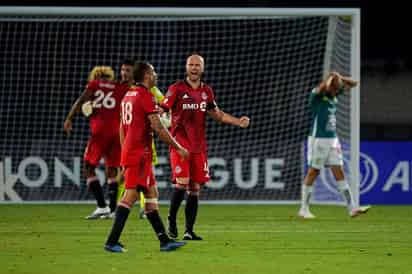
[168,188,186,222]
[107,179,118,213]
[106,204,130,246]
[185,194,199,233]
[336,180,355,212]
[146,211,169,244]
[140,192,145,211]
[301,184,313,211]
[87,177,106,208]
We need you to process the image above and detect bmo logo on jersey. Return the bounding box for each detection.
[182,102,207,112]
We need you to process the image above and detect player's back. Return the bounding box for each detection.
[87,79,129,136]
[120,85,156,166]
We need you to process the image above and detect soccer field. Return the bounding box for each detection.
[0,205,410,274]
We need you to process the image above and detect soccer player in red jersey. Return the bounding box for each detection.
[64,66,129,219]
[161,54,250,240]
[104,61,188,253]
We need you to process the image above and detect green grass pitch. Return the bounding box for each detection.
[0,205,411,274]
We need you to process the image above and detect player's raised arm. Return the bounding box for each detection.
[328,71,358,90]
[63,88,93,135]
[208,107,250,128]
[148,113,188,159]
[340,75,358,90]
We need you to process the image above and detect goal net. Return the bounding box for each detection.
[0,8,360,204]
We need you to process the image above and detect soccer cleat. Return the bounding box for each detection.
[139,208,147,219]
[86,206,111,220]
[298,208,316,219]
[350,205,371,218]
[183,231,203,240]
[100,212,115,219]
[160,240,186,252]
[167,217,178,239]
[104,242,127,253]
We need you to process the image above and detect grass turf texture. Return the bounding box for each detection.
[0,205,410,274]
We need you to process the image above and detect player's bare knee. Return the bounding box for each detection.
[304,168,319,186]
[175,184,187,191]
[106,167,118,179]
[187,182,200,195]
[187,191,200,196]
[83,161,96,178]
[143,185,159,199]
[308,168,320,178]
[144,198,159,213]
[331,165,345,180]
[121,189,139,205]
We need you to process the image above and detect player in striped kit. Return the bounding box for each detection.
[299,71,370,219]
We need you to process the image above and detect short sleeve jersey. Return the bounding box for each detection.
[161,80,216,153]
[86,79,129,136]
[309,87,344,138]
[120,84,159,166]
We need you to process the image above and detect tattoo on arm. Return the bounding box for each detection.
[148,113,181,150]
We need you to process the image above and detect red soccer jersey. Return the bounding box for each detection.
[161,80,216,153]
[86,79,129,136]
[120,84,159,166]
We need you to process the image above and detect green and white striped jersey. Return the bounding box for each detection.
[308,87,344,138]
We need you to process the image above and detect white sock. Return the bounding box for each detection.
[336,180,355,212]
[301,184,313,211]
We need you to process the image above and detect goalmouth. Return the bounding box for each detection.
[0,7,360,205]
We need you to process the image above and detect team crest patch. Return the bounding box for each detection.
[201,91,208,100]
[175,165,182,174]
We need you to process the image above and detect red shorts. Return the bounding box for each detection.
[123,155,156,190]
[170,148,210,184]
[83,133,121,167]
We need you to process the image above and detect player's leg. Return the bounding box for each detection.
[143,172,186,251]
[105,166,119,216]
[84,138,110,219]
[168,183,187,238]
[167,148,190,239]
[330,165,370,217]
[139,192,146,219]
[104,187,138,253]
[183,182,202,240]
[104,137,122,216]
[327,138,370,217]
[299,167,319,219]
[299,137,325,219]
[84,161,110,219]
[142,139,157,220]
[183,152,209,240]
[330,165,353,214]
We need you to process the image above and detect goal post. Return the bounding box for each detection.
[0,7,360,204]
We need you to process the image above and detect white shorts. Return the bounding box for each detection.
[307,136,343,170]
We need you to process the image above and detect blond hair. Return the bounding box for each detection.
[88,66,115,81]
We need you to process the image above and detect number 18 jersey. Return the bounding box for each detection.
[120,84,159,166]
